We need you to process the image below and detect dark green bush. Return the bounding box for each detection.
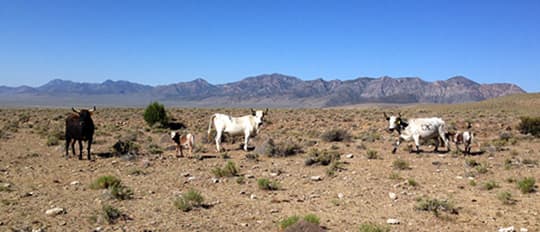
[415,197,458,217]
[143,101,168,127]
[517,177,536,193]
[518,116,540,137]
[359,223,390,232]
[102,205,122,224]
[174,189,204,212]
[257,178,279,191]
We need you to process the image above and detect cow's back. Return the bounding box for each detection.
[407,117,445,139]
[66,114,83,138]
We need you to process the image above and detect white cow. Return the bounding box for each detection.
[384,112,450,154]
[208,109,268,152]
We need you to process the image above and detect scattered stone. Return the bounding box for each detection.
[70,181,81,185]
[389,192,397,200]
[456,176,463,179]
[270,172,280,177]
[338,193,344,199]
[250,194,257,200]
[240,223,249,227]
[345,153,354,158]
[498,226,515,232]
[310,176,322,181]
[270,208,279,213]
[468,177,475,180]
[386,218,400,225]
[181,172,190,177]
[520,228,528,232]
[45,207,65,216]
[2,183,11,188]
[187,176,196,182]
[211,178,220,183]
[94,227,103,232]
[141,159,151,168]
[244,174,255,179]
[21,192,34,197]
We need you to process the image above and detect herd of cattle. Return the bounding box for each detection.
[64,107,474,160]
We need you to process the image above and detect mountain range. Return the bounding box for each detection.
[0,74,526,107]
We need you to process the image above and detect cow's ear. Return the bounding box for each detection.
[383,112,389,121]
[250,108,256,116]
[89,106,96,113]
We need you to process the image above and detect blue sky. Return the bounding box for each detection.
[1,1,539,92]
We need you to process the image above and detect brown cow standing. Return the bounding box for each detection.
[65,107,96,160]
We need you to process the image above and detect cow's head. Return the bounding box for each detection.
[251,108,268,133]
[72,106,95,127]
[384,112,405,133]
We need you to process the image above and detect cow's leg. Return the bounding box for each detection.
[413,134,421,154]
[87,138,92,160]
[71,140,76,158]
[392,138,402,154]
[439,128,450,152]
[65,137,71,159]
[243,132,250,152]
[78,140,83,160]
[215,130,222,152]
[434,138,440,152]
[179,146,184,157]
[188,144,193,158]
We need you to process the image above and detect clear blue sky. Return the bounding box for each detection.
[1,1,539,92]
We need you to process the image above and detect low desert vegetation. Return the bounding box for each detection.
[278,214,321,230]
[518,116,540,137]
[143,101,168,128]
[321,128,351,142]
[392,158,411,170]
[257,178,280,191]
[304,148,340,166]
[358,222,390,232]
[211,160,239,177]
[102,204,123,224]
[415,197,458,217]
[174,189,205,212]
[90,175,133,200]
[497,191,517,205]
[517,177,536,193]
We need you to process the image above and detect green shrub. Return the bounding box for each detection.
[415,197,458,217]
[303,214,320,225]
[392,158,410,170]
[143,101,168,127]
[465,158,479,167]
[147,143,163,154]
[326,161,345,176]
[264,139,302,157]
[476,163,489,174]
[257,178,279,191]
[90,175,121,189]
[321,129,351,142]
[102,205,122,224]
[304,149,340,166]
[517,177,536,193]
[518,116,540,137]
[46,134,59,146]
[109,184,133,200]
[482,180,499,190]
[211,161,239,177]
[497,191,516,205]
[365,150,379,159]
[359,223,390,232]
[279,215,300,230]
[389,172,402,180]
[407,178,418,187]
[174,189,204,212]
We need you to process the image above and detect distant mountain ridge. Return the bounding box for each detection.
[0,74,526,107]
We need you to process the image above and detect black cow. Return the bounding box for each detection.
[65,107,96,160]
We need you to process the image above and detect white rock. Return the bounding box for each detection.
[345,154,354,158]
[211,178,219,183]
[468,177,475,180]
[386,218,400,224]
[270,208,279,213]
[455,176,463,179]
[250,194,257,200]
[244,174,255,179]
[45,207,65,216]
[94,227,103,232]
[187,176,196,181]
[520,228,528,232]
[338,193,344,199]
[389,192,397,200]
[310,176,322,181]
[240,223,249,227]
[498,226,515,232]
[70,181,81,185]
[2,183,11,188]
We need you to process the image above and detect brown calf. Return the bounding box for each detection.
[170,132,194,157]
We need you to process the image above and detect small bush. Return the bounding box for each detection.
[257,178,279,191]
[482,180,499,190]
[109,184,133,200]
[211,161,239,177]
[143,101,168,127]
[102,205,122,224]
[279,215,300,230]
[174,189,204,212]
[389,172,402,180]
[517,177,536,193]
[90,175,121,189]
[304,149,340,166]
[303,214,320,225]
[392,158,410,170]
[465,158,479,167]
[415,197,458,217]
[46,135,59,146]
[365,150,379,160]
[265,139,303,157]
[497,191,516,205]
[476,163,489,174]
[518,116,540,137]
[321,129,351,142]
[407,178,418,187]
[147,143,163,154]
[112,140,140,156]
[359,223,390,232]
[326,161,345,176]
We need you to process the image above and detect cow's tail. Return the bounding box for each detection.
[207,114,216,143]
